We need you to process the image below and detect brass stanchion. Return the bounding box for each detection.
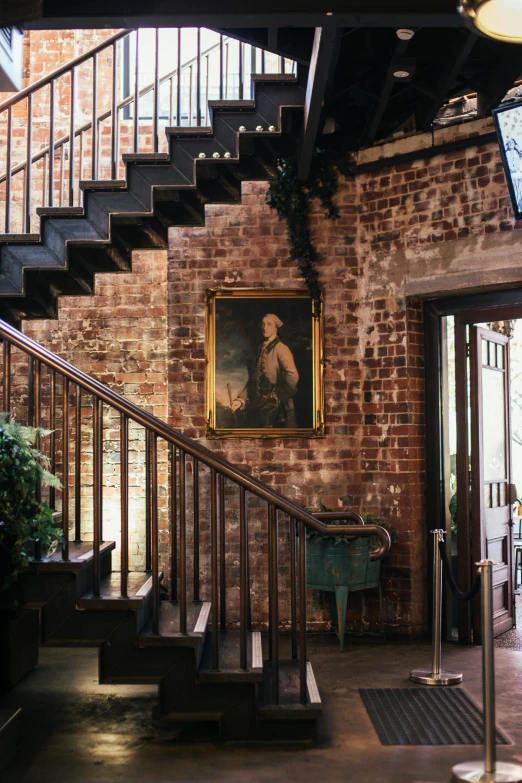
[452,560,522,783]
[410,529,462,685]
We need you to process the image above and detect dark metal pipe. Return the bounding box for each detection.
[219,35,224,100]
[153,28,160,152]
[27,356,35,426]
[179,448,187,633]
[211,467,219,670]
[49,80,55,206]
[24,93,33,233]
[120,413,128,599]
[34,360,41,504]
[270,505,279,704]
[92,53,98,180]
[2,339,10,413]
[196,28,201,127]
[133,30,139,152]
[240,485,248,671]
[239,42,244,99]
[151,432,160,634]
[193,458,200,601]
[145,428,152,571]
[69,66,76,205]
[5,106,12,232]
[111,42,117,180]
[176,29,181,125]
[49,369,56,509]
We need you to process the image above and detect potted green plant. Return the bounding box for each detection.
[306,504,392,650]
[0,413,62,691]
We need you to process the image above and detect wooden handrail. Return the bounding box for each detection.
[0,319,390,556]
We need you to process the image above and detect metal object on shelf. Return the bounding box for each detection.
[410,529,462,686]
[452,560,522,783]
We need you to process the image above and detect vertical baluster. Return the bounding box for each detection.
[250,46,256,98]
[111,42,117,180]
[219,35,224,100]
[211,467,219,670]
[69,65,76,206]
[279,55,283,73]
[298,520,307,705]
[270,504,279,704]
[153,28,160,152]
[49,369,56,509]
[169,77,174,127]
[133,29,140,152]
[42,153,47,207]
[151,432,159,634]
[27,356,35,425]
[74,386,81,541]
[120,413,128,599]
[62,377,69,560]
[268,503,272,660]
[49,79,55,206]
[79,131,84,205]
[290,516,298,660]
[92,53,98,179]
[59,145,65,207]
[225,43,229,98]
[189,66,193,125]
[281,57,286,74]
[93,397,102,595]
[24,93,33,233]
[170,443,178,601]
[205,55,209,125]
[261,49,266,74]
[5,106,12,232]
[193,458,200,601]
[219,473,226,630]
[145,429,152,571]
[239,485,248,671]
[239,42,244,99]
[179,448,187,632]
[196,28,201,127]
[2,340,10,413]
[176,29,181,125]
[34,360,41,504]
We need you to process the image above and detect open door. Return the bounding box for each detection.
[470,326,514,638]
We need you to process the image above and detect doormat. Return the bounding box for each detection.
[359,688,510,746]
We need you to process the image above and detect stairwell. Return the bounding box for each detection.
[0,29,390,747]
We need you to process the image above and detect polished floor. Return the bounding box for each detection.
[3,635,522,783]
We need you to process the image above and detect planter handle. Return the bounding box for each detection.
[312,512,391,561]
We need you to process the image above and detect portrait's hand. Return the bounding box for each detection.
[231,399,243,412]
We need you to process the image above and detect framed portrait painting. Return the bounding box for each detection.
[205,288,324,439]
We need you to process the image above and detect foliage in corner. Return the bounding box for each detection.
[266,151,340,313]
[0,413,62,593]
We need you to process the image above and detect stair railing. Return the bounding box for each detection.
[0,319,390,705]
[0,28,295,236]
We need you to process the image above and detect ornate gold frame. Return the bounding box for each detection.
[205,288,324,439]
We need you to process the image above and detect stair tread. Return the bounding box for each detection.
[0,233,40,242]
[79,179,126,190]
[122,152,170,162]
[36,207,84,217]
[78,570,157,607]
[22,541,116,572]
[139,600,209,646]
[258,660,322,718]
[198,630,263,682]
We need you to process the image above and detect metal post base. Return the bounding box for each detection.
[452,761,522,782]
[410,669,463,685]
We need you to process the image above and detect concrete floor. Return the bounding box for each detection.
[2,636,522,783]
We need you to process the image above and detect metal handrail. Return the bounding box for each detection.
[0,318,389,558]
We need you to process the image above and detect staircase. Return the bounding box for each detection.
[0,320,390,742]
[0,28,301,324]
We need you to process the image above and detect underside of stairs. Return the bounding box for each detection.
[0,75,305,325]
[18,541,322,743]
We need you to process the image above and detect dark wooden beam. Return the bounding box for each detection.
[476,48,522,116]
[414,30,476,131]
[363,36,411,147]
[297,24,341,181]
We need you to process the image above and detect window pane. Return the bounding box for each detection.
[482,366,506,480]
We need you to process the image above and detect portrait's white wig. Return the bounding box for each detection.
[262,313,283,329]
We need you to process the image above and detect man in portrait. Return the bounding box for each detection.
[230,313,299,428]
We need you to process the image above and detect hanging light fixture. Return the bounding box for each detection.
[458,0,522,44]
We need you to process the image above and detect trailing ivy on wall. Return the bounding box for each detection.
[266,150,340,314]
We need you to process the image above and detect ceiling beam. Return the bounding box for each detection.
[0,0,41,25]
[476,48,522,116]
[363,35,412,147]
[297,24,341,181]
[414,30,476,131]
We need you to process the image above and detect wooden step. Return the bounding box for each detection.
[79,179,126,190]
[0,707,22,774]
[139,600,210,647]
[21,541,116,573]
[44,610,134,647]
[257,660,322,720]
[78,570,158,610]
[198,630,263,683]
[36,207,84,217]
[122,152,170,162]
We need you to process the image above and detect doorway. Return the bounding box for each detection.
[426,289,522,645]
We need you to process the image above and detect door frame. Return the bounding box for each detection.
[425,287,522,644]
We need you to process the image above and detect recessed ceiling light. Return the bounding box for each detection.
[396,28,415,40]
[326,11,333,15]
[393,70,410,78]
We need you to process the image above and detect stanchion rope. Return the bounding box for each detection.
[439,539,481,601]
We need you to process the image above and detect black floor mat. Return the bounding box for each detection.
[359,688,510,746]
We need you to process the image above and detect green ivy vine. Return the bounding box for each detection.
[265,150,340,313]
